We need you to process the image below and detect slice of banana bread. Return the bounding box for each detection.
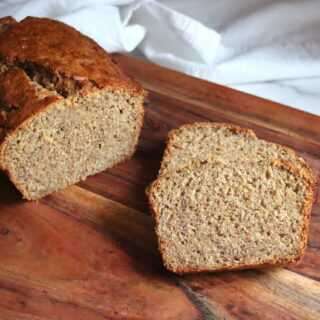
[148,159,315,274]
[159,122,312,177]
[0,17,146,200]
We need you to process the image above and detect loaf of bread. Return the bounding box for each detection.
[147,122,316,274]
[148,159,315,274]
[0,17,146,200]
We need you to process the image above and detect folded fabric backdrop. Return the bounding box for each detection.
[1,0,319,115]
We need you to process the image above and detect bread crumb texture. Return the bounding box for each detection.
[150,159,315,273]
[3,90,143,199]
[160,122,308,175]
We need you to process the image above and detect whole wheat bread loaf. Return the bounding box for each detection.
[159,122,312,177]
[0,17,146,200]
[148,159,315,274]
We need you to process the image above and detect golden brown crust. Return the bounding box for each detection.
[0,16,16,35]
[147,158,316,274]
[0,67,61,142]
[0,16,145,96]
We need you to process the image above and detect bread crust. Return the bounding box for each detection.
[0,16,16,35]
[147,158,316,274]
[0,16,145,95]
[0,67,62,143]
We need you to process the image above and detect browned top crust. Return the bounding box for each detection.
[0,16,144,96]
[0,67,61,138]
[0,16,16,35]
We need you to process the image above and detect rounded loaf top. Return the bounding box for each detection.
[0,16,143,96]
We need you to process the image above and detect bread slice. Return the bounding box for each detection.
[159,122,312,177]
[0,17,146,200]
[148,159,315,274]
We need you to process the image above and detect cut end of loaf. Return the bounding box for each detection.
[1,88,144,200]
[148,159,315,274]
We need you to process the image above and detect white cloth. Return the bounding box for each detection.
[1,0,319,116]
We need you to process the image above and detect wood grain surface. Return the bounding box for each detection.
[0,53,319,320]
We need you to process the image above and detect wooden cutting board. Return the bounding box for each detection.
[0,53,319,320]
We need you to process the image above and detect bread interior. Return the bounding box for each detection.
[152,160,311,273]
[2,89,143,199]
[160,124,302,175]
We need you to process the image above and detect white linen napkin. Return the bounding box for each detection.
[1,0,319,115]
